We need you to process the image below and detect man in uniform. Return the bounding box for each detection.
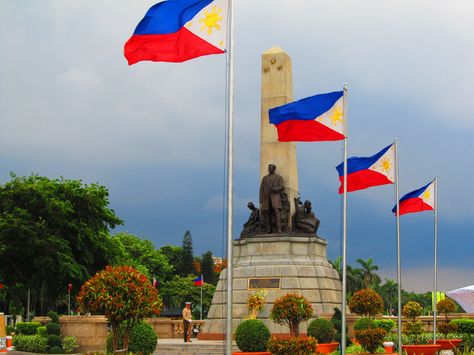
[259,164,284,233]
[182,301,192,342]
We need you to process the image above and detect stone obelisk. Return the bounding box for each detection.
[260,46,298,223]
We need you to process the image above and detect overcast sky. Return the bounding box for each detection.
[1,1,473,293]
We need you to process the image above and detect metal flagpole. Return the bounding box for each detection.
[200,274,203,320]
[341,84,348,355]
[225,0,235,353]
[395,140,402,355]
[433,177,438,342]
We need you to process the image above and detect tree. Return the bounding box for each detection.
[380,279,398,315]
[159,245,182,278]
[76,265,163,352]
[356,258,381,288]
[159,275,215,319]
[111,232,173,281]
[0,174,122,315]
[201,251,218,285]
[180,231,195,277]
[347,265,364,296]
[270,294,313,337]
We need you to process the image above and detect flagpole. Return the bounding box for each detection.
[225,0,235,353]
[395,139,402,355]
[433,177,438,342]
[200,274,203,321]
[341,84,348,355]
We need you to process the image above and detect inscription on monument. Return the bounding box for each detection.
[248,278,281,290]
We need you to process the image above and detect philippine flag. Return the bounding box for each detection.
[268,91,346,142]
[124,0,227,65]
[393,180,435,216]
[336,143,395,193]
[193,275,203,286]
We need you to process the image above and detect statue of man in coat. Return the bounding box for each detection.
[259,164,284,233]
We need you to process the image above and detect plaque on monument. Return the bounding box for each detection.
[248,277,281,290]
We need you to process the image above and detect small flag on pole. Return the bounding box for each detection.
[269,91,346,142]
[124,0,228,64]
[392,180,435,216]
[193,275,203,286]
[336,143,395,193]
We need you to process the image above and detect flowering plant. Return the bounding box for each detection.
[267,336,318,354]
[76,265,163,352]
[270,294,313,337]
[247,289,267,319]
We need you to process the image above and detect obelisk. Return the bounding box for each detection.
[260,46,298,224]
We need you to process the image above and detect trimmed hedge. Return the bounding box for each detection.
[46,322,61,335]
[12,334,49,353]
[49,345,63,354]
[452,319,474,334]
[16,321,41,335]
[128,321,158,355]
[47,311,60,323]
[37,326,48,337]
[307,318,335,343]
[48,334,63,347]
[235,319,270,352]
[354,317,373,331]
[373,319,396,333]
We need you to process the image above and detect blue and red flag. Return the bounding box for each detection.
[393,180,435,216]
[268,91,346,142]
[124,0,227,65]
[336,143,395,193]
[193,275,203,286]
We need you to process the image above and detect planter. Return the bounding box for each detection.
[233,352,271,355]
[402,344,441,355]
[383,341,394,353]
[435,339,463,350]
[316,342,339,354]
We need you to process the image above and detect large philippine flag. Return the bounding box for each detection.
[336,143,395,193]
[268,91,346,142]
[393,180,435,216]
[124,0,227,65]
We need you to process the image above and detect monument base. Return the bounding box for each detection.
[199,234,341,339]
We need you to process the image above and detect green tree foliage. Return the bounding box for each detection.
[159,275,215,319]
[0,174,122,314]
[270,294,313,337]
[111,232,173,281]
[159,245,183,278]
[201,251,218,285]
[180,231,195,277]
[356,258,381,288]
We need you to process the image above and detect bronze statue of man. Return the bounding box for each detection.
[259,164,284,233]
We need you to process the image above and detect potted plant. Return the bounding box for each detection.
[402,301,440,355]
[435,298,462,350]
[307,317,338,354]
[267,336,318,354]
[234,319,271,355]
[270,293,313,337]
[348,289,386,353]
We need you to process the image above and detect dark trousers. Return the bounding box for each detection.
[183,320,190,341]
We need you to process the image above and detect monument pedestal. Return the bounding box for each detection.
[199,235,342,339]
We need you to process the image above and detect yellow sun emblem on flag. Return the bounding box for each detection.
[422,189,431,201]
[330,106,344,126]
[199,6,223,35]
[380,158,392,172]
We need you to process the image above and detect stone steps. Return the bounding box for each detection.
[155,340,238,354]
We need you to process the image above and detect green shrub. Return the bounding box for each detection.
[5,325,16,335]
[47,311,60,323]
[128,321,158,355]
[46,321,61,335]
[267,336,318,355]
[460,333,474,351]
[49,345,63,354]
[452,319,474,334]
[12,334,49,353]
[37,326,48,337]
[270,294,313,337]
[236,319,270,352]
[307,318,335,343]
[62,336,79,354]
[438,321,459,337]
[402,301,423,321]
[348,289,384,319]
[354,317,373,331]
[354,328,386,353]
[331,307,350,346]
[48,334,63,347]
[373,319,396,333]
[16,321,41,335]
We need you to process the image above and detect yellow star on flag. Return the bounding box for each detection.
[422,189,431,201]
[330,106,344,126]
[380,158,392,173]
[199,5,223,35]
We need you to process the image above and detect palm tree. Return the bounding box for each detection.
[346,265,364,296]
[356,257,381,288]
[381,279,398,315]
[329,256,342,281]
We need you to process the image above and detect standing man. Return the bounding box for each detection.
[182,301,192,342]
[259,164,284,233]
